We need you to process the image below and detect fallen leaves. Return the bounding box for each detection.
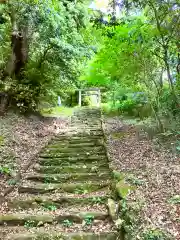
[104,116,180,239]
[0,112,69,198]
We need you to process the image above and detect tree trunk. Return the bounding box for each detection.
[3,9,29,79]
[163,47,179,109]
[0,93,9,115]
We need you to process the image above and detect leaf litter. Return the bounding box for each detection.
[0,111,69,198]
[104,116,180,239]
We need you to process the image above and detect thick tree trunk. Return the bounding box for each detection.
[3,9,29,79]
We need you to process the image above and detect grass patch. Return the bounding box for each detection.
[41,106,74,117]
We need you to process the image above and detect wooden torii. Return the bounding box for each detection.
[78,88,101,107]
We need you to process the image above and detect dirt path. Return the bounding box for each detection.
[0,108,118,240]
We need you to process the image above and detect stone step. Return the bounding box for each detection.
[54,131,104,139]
[72,117,101,120]
[5,232,117,240]
[34,163,109,174]
[70,124,101,128]
[72,115,101,118]
[71,123,101,126]
[39,151,106,159]
[51,138,104,145]
[44,146,105,154]
[7,194,109,209]
[46,142,104,149]
[26,172,111,183]
[19,180,111,194]
[73,113,101,116]
[52,135,104,141]
[0,211,108,226]
[68,127,102,131]
[71,131,103,137]
[38,156,108,166]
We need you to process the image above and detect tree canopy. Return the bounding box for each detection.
[0,0,100,111]
[0,0,179,125]
[82,0,180,128]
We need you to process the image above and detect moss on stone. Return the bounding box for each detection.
[35,163,109,174]
[39,156,107,166]
[19,181,111,194]
[26,172,110,183]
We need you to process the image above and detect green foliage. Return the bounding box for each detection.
[0,165,11,176]
[126,176,144,186]
[142,229,170,240]
[0,0,99,112]
[83,3,180,129]
[118,99,137,115]
[74,188,89,194]
[91,196,105,204]
[119,199,143,239]
[83,215,94,225]
[113,170,125,181]
[24,220,37,228]
[168,195,180,204]
[62,219,73,227]
[7,178,17,185]
[42,203,57,211]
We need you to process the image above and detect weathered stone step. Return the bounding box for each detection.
[39,153,106,159]
[51,138,104,145]
[52,135,104,141]
[54,131,104,139]
[73,114,101,117]
[46,142,104,149]
[7,194,109,209]
[68,127,102,132]
[70,124,101,127]
[71,131,103,137]
[6,232,117,240]
[39,156,107,166]
[67,123,101,126]
[26,172,111,183]
[0,211,108,226]
[44,146,104,154]
[39,151,106,159]
[72,115,101,118]
[19,180,111,194]
[34,163,109,174]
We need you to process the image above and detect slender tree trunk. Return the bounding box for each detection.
[159,68,164,90]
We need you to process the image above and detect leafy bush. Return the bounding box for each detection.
[159,88,180,117]
[118,99,137,114]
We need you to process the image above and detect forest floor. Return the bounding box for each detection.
[0,111,69,200]
[104,116,180,239]
[0,109,179,239]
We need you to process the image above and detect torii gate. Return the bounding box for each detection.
[78,88,101,107]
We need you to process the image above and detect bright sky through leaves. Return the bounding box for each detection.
[90,0,109,12]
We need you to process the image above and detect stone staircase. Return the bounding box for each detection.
[0,108,119,240]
